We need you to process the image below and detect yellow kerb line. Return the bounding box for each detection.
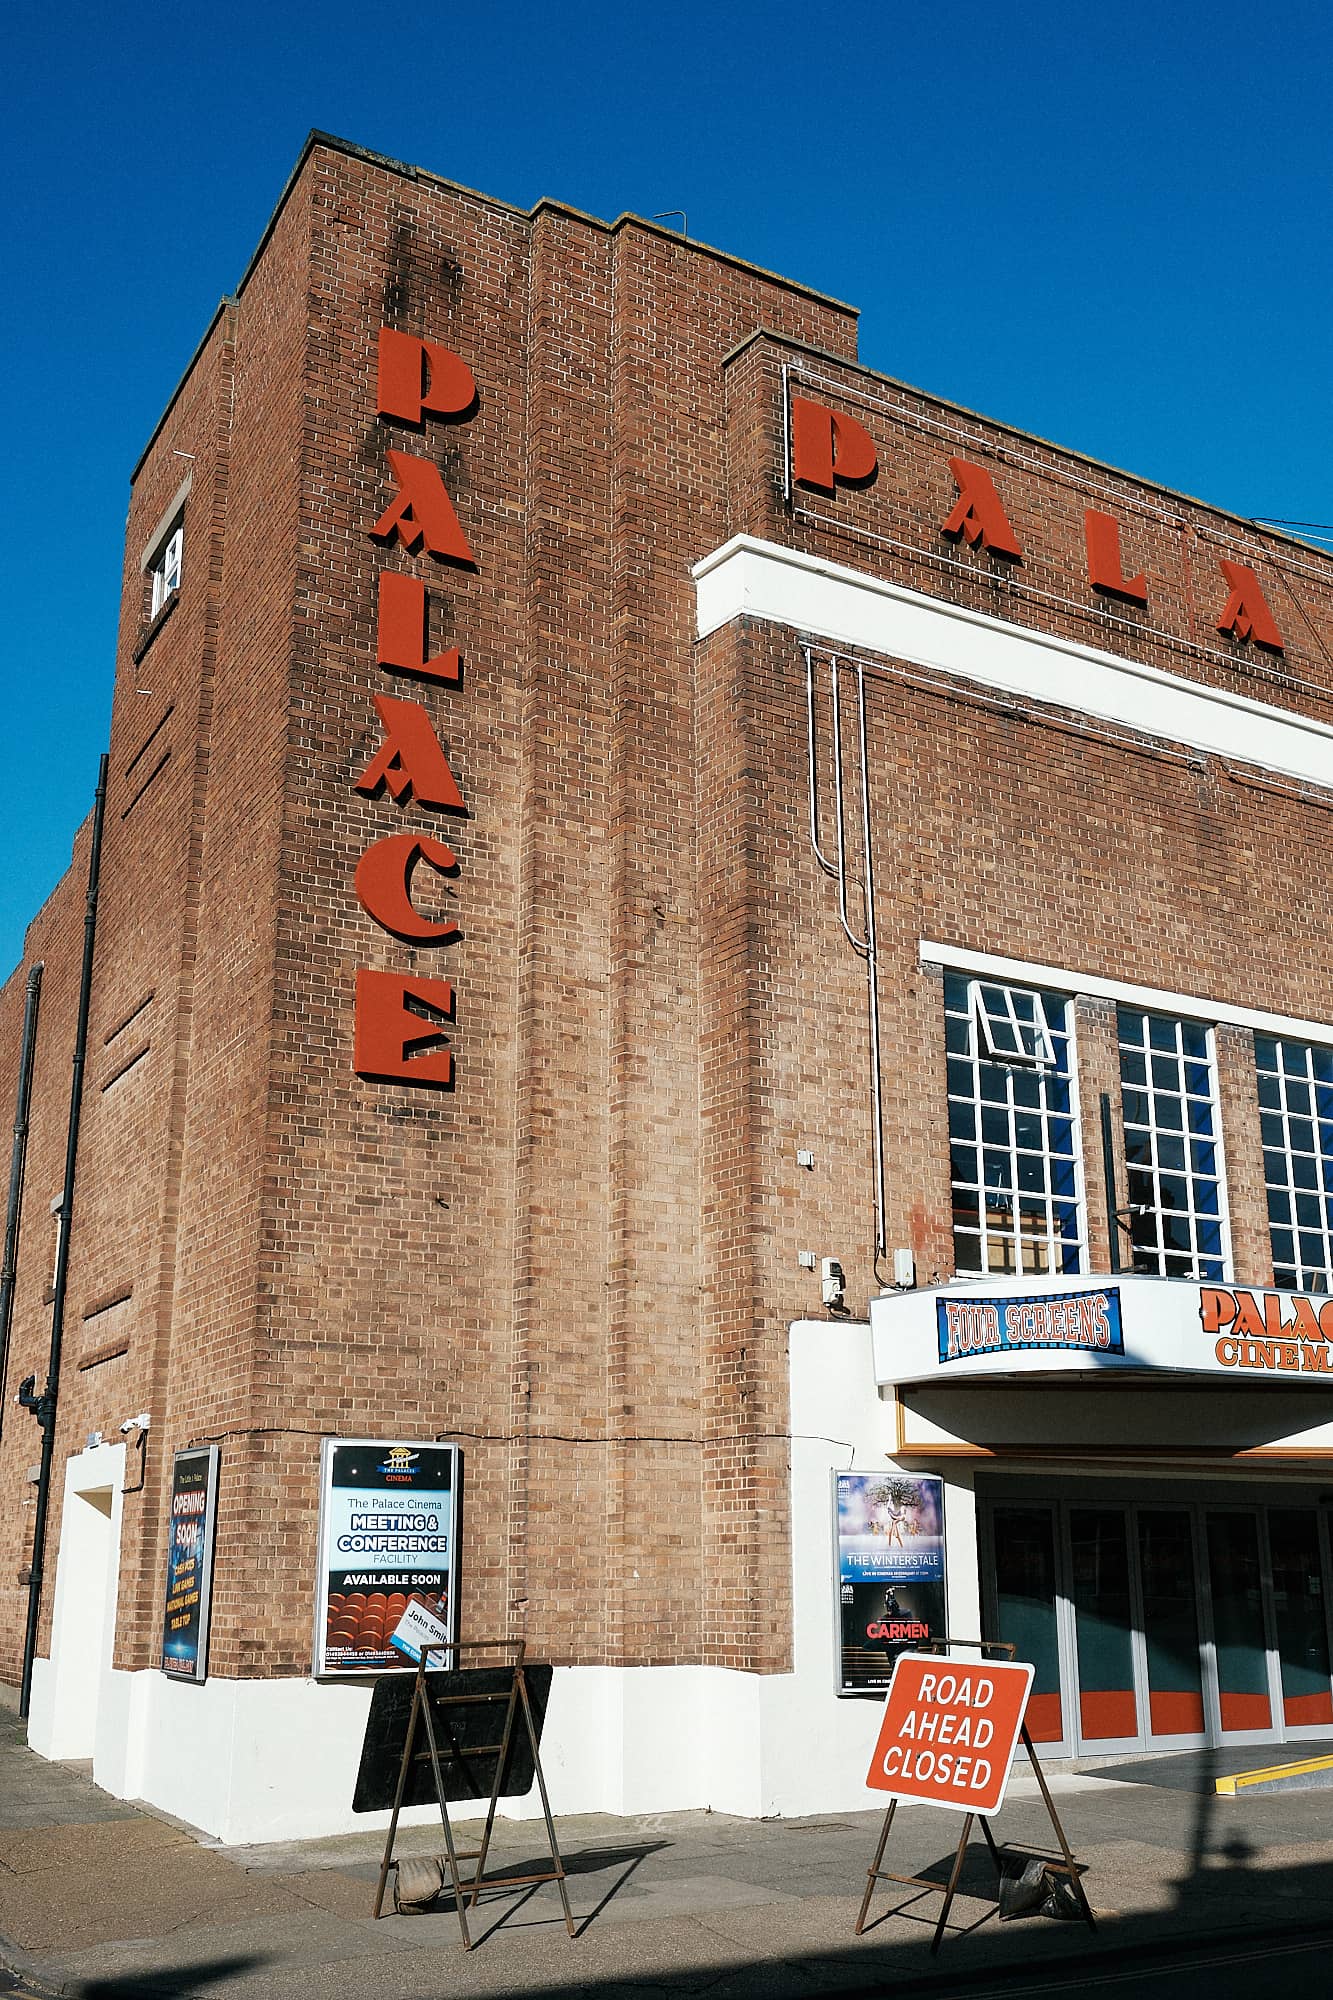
[1215,1752,1333,1795]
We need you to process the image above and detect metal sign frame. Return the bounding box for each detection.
[833,1470,948,1696]
[370,1637,575,1950]
[160,1444,220,1684]
[854,1638,1096,1954]
[313,1437,460,1679]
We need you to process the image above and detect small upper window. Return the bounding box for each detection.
[972,981,1054,1066]
[150,523,183,618]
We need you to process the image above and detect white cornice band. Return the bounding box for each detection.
[692,535,1333,794]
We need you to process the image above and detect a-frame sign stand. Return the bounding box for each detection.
[855,1639,1095,1954]
[371,1637,575,1949]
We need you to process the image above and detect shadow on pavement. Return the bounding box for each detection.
[74,1957,268,2000]
[414,1839,666,1944]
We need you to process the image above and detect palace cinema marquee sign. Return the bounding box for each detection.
[869,1272,1333,1386]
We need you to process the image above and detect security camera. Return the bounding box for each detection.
[821,1258,846,1307]
[119,1412,151,1434]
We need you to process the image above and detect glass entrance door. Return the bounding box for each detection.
[1204,1511,1276,1737]
[1068,1507,1139,1745]
[1137,1509,1205,1740]
[984,1490,1333,1758]
[1269,1509,1333,1731]
[990,1504,1066,1749]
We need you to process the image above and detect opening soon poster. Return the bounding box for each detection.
[314,1439,460,1676]
[835,1471,946,1695]
[161,1445,220,1683]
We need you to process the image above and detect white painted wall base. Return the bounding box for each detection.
[25,1322,958,1845]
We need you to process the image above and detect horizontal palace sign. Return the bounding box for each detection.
[870,1272,1333,1387]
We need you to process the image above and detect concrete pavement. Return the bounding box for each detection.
[4,1706,1333,1998]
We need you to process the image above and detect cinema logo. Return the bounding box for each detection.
[352,328,479,1091]
[1203,1287,1333,1374]
[790,395,1287,652]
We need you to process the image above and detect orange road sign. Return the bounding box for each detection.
[865,1652,1034,1816]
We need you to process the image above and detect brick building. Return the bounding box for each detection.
[3,132,1333,1841]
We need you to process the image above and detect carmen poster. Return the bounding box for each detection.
[314,1439,460,1677]
[161,1445,220,1682]
[834,1471,947,1695]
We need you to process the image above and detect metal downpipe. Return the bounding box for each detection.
[19,754,108,1720]
[0,961,43,1432]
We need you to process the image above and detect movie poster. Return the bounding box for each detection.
[161,1445,220,1683]
[834,1471,946,1695]
[314,1439,460,1677]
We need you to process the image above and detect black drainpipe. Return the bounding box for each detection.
[0,961,43,1433]
[19,755,108,1720]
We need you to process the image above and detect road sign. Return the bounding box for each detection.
[865,1651,1034,1816]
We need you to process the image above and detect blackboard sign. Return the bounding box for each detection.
[161,1446,220,1682]
[353,1663,552,1812]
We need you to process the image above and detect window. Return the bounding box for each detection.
[945,975,1084,1277]
[1117,1010,1227,1280]
[974,981,1054,1065]
[149,522,183,618]
[1255,1036,1333,1290]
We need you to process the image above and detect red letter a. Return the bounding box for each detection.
[942,458,1022,559]
[1216,559,1283,651]
[371,450,476,566]
[355,694,468,812]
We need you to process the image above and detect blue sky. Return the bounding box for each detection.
[2,1,1329,974]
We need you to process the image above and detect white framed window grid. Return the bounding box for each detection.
[150,523,183,618]
[1255,1036,1333,1292]
[1117,1009,1229,1282]
[945,975,1086,1279]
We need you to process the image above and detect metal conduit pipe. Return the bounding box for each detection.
[19,754,108,1720]
[804,646,889,1282]
[856,663,888,1277]
[0,961,43,1433]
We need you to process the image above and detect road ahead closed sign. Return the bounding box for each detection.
[865,1653,1034,1815]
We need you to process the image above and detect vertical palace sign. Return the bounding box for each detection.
[352,328,478,1091]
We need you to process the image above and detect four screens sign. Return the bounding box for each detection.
[865,1652,1034,1815]
[835,1472,946,1695]
[937,1287,1123,1365]
[161,1445,220,1683]
[315,1438,460,1677]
